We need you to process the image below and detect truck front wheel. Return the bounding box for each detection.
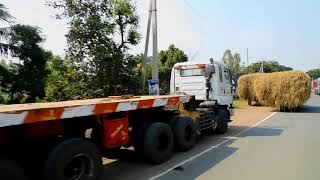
[143,122,174,164]
[173,117,196,151]
[215,109,229,134]
[44,138,102,180]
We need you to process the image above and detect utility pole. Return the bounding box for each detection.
[246,48,249,67]
[142,2,152,93]
[141,0,159,93]
[151,0,159,80]
[259,60,264,73]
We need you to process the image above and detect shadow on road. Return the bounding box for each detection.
[300,105,320,113]
[157,140,238,180]
[237,126,283,137]
[100,125,284,179]
[100,136,235,179]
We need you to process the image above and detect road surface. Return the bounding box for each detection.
[101,95,320,180]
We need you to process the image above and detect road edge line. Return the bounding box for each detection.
[149,111,277,180]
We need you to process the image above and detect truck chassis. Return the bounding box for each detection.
[0,95,231,180]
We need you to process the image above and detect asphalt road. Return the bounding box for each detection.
[158,95,320,180]
[101,95,320,180]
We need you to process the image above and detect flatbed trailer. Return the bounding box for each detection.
[0,95,231,180]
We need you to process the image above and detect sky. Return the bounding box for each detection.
[1,0,320,71]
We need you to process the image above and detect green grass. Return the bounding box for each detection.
[233,97,248,108]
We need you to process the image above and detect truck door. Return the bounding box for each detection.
[218,66,225,96]
[223,67,232,96]
[217,66,233,105]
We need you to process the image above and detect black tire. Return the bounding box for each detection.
[173,117,196,151]
[215,109,229,134]
[0,156,27,180]
[132,123,150,155]
[143,122,174,164]
[44,138,102,180]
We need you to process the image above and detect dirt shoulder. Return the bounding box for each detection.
[231,99,276,128]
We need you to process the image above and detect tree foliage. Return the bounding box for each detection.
[243,61,293,74]
[45,56,88,101]
[48,0,141,97]
[158,44,188,94]
[307,68,320,79]
[0,3,13,23]
[0,3,14,53]
[222,49,241,74]
[8,24,49,103]
[0,60,12,103]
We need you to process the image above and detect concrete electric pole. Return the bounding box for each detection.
[151,0,159,80]
[246,48,249,67]
[141,0,159,93]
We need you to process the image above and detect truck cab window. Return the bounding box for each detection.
[180,68,204,77]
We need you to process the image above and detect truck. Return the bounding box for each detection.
[0,60,233,180]
[170,60,234,115]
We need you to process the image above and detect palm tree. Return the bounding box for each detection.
[0,3,13,35]
[0,4,13,22]
[0,3,14,54]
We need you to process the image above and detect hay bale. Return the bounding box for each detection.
[270,71,311,110]
[237,71,311,111]
[237,73,262,105]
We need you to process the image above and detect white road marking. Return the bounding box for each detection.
[149,112,278,180]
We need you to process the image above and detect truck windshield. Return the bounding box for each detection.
[180,68,204,77]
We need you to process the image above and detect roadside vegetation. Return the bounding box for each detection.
[0,1,316,105]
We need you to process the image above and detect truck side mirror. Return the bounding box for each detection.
[204,64,215,78]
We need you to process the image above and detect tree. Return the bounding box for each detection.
[8,24,49,103]
[307,68,320,79]
[0,4,12,23]
[48,0,141,97]
[222,49,233,65]
[222,49,241,74]
[158,44,188,94]
[232,53,241,73]
[243,61,292,74]
[0,3,14,53]
[45,56,88,101]
[0,59,12,103]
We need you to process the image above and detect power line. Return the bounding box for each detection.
[181,0,206,20]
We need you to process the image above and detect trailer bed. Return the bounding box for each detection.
[0,95,189,128]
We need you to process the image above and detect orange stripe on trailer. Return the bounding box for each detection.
[24,108,64,124]
[167,97,180,106]
[94,103,119,114]
[137,99,155,109]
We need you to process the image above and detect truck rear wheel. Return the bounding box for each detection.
[215,109,229,134]
[173,117,196,151]
[143,122,174,164]
[44,138,102,180]
[0,156,27,180]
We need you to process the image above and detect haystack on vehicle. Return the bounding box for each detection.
[237,71,311,111]
[0,60,234,180]
[314,78,320,95]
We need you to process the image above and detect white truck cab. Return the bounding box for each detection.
[170,61,233,107]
